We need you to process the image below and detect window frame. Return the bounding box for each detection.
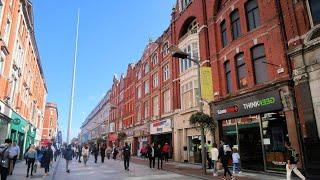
[224,60,232,93]
[220,20,228,47]
[230,9,242,40]
[235,53,247,89]
[163,63,170,81]
[307,0,320,26]
[251,44,268,84]
[245,0,261,31]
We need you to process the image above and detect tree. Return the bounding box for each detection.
[117,132,127,143]
[189,112,217,137]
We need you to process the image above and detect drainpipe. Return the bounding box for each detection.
[275,0,305,170]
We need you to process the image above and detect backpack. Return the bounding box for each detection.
[289,148,300,163]
[0,145,9,168]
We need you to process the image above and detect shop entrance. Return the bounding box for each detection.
[238,120,264,171]
[151,133,172,158]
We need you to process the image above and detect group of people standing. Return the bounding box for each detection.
[140,142,171,170]
[207,140,305,180]
[0,138,54,180]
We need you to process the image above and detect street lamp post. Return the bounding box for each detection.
[171,46,207,174]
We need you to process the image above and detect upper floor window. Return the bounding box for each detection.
[152,53,158,65]
[231,10,241,40]
[180,0,192,11]
[144,80,149,94]
[181,81,194,110]
[246,0,261,31]
[163,64,170,81]
[224,60,232,93]
[308,0,320,26]
[162,42,169,56]
[163,89,171,113]
[153,73,159,88]
[180,42,199,73]
[251,44,268,84]
[153,96,159,117]
[220,20,228,47]
[0,58,4,75]
[137,70,142,79]
[4,18,11,45]
[137,85,142,98]
[235,53,247,89]
[144,101,149,119]
[144,63,149,74]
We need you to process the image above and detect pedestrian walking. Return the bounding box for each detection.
[207,141,212,169]
[232,148,241,174]
[211,143,219,176]
[8,141,20,175]
[285,141,305,180]
[24,144,31,165]
[77,145,82,163]
[92,144,99,163]
[112,146,119,160]
[0,139,12,180]
[100,144,106,163]
[42,145,53,176]
[82,145,89,166]
[25,145,37,177]
[122,143,131,171]
[106,146,112,160]
[219,141,234,180]
[147,144,155,169]
[155,144,163,170]
[162,143,170,162]
[64,144,73,173]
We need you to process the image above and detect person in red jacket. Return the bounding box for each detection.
[162,143,170,162]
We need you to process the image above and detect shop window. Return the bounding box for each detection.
[224,60,232,93]
[220,20,228,47]
[308,0,320,26]
[251,44,268,84]
[235,53,247,89]
[245,0,261,31]
[231,10,242,40]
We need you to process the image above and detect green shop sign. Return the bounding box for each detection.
[10,111,27,133]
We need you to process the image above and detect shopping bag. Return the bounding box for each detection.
[33,163,37,174]
[216,162,223,170]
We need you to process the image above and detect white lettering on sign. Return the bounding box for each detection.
[243,101,260,109]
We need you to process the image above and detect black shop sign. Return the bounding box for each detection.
[213,90,283,121]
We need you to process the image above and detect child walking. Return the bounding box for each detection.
[232,148,241,174]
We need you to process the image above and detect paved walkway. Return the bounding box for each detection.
[131,157,296,180]
[52,156,198,180]
[7,158,60,180]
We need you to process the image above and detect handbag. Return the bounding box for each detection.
[0,146,9,167]
[33,163,37,174]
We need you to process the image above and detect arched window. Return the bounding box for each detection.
[220,20,228,47]
[224,60,232,93]
[235,53,247,89]
[245,0,260,31]
[251,44,268,84]
[231,10,241,39]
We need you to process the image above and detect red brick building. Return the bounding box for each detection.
[42,102,58,142]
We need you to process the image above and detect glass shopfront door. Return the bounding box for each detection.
[221,111,288,172]
[238,116,264,171]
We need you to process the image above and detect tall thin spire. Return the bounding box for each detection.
[67,8,80,144]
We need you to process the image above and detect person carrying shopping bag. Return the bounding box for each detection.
[25,145,37,178]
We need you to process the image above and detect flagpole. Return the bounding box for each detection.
[67,8,80,144]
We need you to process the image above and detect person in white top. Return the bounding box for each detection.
[211,143,219,176]
[81,145,90,166]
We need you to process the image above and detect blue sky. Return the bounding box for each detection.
[33,0,175,141]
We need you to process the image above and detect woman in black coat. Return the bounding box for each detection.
[100,144,106,163]
[92,144,99,163]
[42,145,53,176]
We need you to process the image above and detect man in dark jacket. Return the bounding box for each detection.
[64,145,73,173]
[155,144,163,169]
[42,145,53,176]
[147,144,155,169]
[285,141,305,180]
[122,143,131,171]
[92,144,99,163]
[0,139,12,180]
[100,144,106,163]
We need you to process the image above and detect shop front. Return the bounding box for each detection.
[150,119,173,158]
[108,133,118,147]
[133,124,150,157]
[212,88,299,173]
[9,111,28,158]
[0,101,11,143]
